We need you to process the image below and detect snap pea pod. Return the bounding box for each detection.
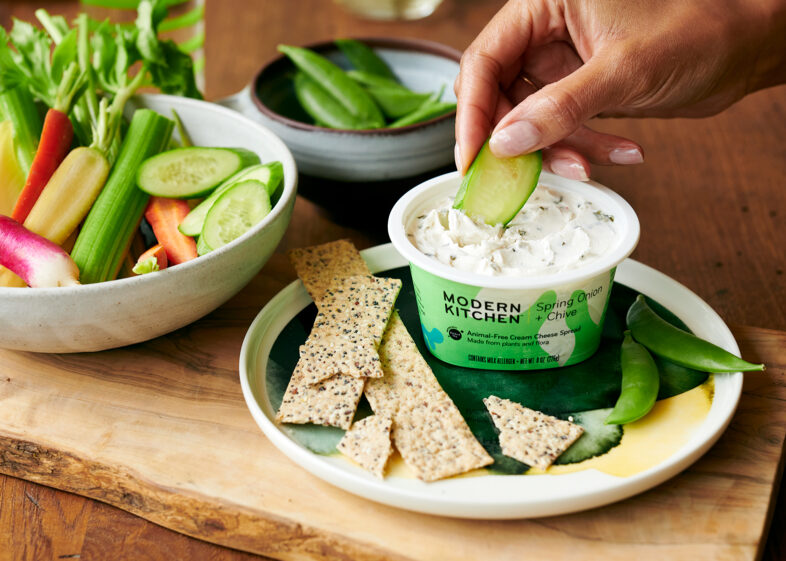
[364,86,432,119]
[346,69,437,118]
[293,71,360,129]
[388,99,456,128]
[278,44,385,129]
[335,38,397,81]
[627,295,765,372]
[346,69,404,90]
[605,331,660,425]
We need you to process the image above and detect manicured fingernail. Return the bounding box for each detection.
[550,158,589,181]
[454,143,462,172]
[489,121,541,157]
[609,147,643,165]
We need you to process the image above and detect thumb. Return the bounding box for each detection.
[489,56,620,157]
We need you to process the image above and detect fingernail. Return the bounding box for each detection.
[550,158,589,182]
[609,147,644,165]
[489,121,541,157]
[454,143,462,173]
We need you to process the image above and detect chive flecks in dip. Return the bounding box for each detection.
[409,185,619,277]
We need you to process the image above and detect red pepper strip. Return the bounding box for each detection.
[144,197,198,266]
[11,108,73,223]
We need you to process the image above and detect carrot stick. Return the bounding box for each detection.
[11,108,73,223]
[132,243,168,275]
[144,196,198,265]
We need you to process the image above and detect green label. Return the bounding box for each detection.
[411,265,615,370]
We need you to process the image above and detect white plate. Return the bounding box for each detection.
[238,244,743,519]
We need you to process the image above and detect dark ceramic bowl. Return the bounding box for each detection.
[219,37,461,182]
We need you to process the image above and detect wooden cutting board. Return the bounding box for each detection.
[0,254,784,561]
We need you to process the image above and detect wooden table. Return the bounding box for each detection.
[0,1,784,559]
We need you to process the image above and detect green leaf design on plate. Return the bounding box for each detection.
[266,266,708,474]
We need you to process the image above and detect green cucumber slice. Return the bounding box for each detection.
[453,141,542,227]
[137,147,261,198]
[200,179,272,252]
[195,234,212,257]
[178,162,283,237]
[554,408,623,465]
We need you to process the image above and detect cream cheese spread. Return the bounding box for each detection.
[408,185,618,276]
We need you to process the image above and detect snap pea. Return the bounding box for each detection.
[627,295,765,372]
[278,44,385,129]
[346,69,404,90]
[335,38,397,81]
[388,99,456,128]
[364,86,432,118]
[293,71,360,129]
[605,331,660,425]
[346,69,440,118]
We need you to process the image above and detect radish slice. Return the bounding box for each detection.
[0,215,80,287]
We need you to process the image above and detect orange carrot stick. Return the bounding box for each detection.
[11,108,73,223]
[132,243,168,275]
[143,196,198,265]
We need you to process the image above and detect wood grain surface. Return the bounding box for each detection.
[0,292,783,561]
[0,0,785,560]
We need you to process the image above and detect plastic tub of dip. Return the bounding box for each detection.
[388,171,640,370]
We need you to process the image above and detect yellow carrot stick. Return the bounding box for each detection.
[23,147,110,246]
[0,121,26,216]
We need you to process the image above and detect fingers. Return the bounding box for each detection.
[454,1,541,174]
[542,127,643,181]
[489,54,622,158]
[542,145,590,181]
[520,41,583,88]
[503,56,642,169]
[559,126,643,165]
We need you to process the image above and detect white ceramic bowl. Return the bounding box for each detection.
[219,37,461,182]
[0,94,297,353]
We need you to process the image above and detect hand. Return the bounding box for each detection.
[455,0,786,179]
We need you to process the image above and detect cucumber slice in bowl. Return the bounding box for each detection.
[195,234,212,257]
[453,141,542,227]
[179,161,283,237]
[137,147,261,198]
[200,179,272,253]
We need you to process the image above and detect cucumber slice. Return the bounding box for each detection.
[137,147,261,198]
[200,179,272,252]
[178,162,283,237]
[195,234,212,257]
[553,408,623,465]
[453,141,542,227]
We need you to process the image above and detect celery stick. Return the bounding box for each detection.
[0,86,43,176]
[71,109,174,283]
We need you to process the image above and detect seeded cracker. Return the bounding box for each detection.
[336,415,394,478]
[483,395,584,471]
[276,365,364,429]
[289,240,371,305]
[298,275,402,384]
[366,315,494,481]
[276,242,373,429]
[283,240,492,481]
